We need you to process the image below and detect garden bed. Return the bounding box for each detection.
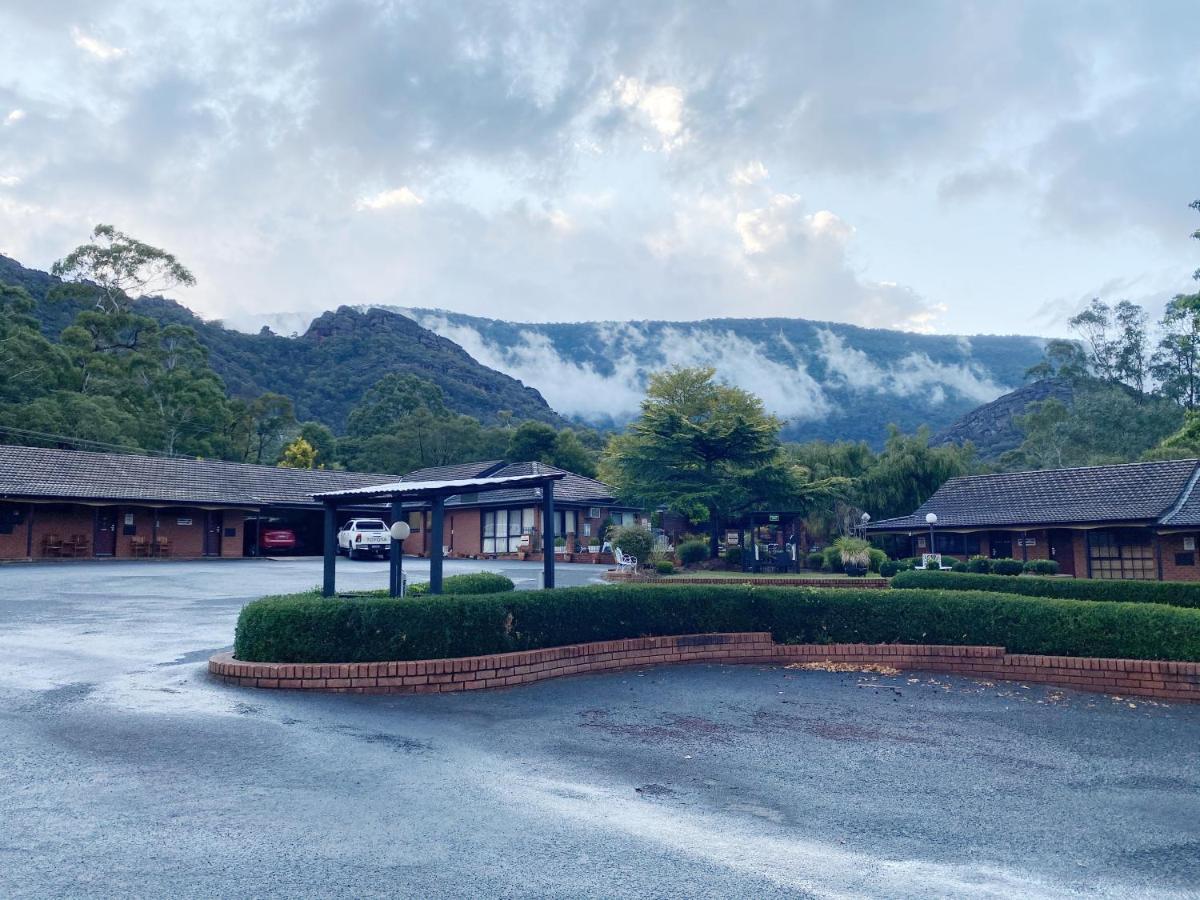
[231,583,1200,665]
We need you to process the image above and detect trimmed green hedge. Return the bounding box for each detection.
[233,583,1200,664]
[406,572,514,597]
[892,569,1200,609]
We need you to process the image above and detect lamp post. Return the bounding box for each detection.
[925,512,937,555]
[389,519,411,597]
[859,512,870,538]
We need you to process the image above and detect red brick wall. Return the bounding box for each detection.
[1159,533,1200,582]
[29,504,96,559]
[210,634,1200,702]
[0,502,33,559]
[445,509,481,557]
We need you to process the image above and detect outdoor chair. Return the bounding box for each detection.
[613,546,637,573]
[130,536,151,557]
[41,534,63,557]
[155,537,171,558]
[919,553,953,571]
[65,534,89,558]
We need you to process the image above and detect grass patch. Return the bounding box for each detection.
[233,583,1200,665]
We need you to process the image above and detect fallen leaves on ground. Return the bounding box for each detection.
[786,661,900,676]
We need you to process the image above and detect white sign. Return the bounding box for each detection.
[1186,537,1196,551]
[177,517,192,526]
[123,513,134,526]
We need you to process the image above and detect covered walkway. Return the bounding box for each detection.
[313,471,566,595]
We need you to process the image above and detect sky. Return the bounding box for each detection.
[1,0,1198,338]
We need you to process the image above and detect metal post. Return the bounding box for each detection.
[542,480,555,590]
[430,496,444,595]
[390,499,403,598]
[322,502,337,597]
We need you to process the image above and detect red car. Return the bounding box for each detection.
[259,527,298,553]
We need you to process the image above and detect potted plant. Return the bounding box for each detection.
[834,536,872,577]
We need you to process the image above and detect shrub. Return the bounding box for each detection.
[966,555,991,574]
[951,560,969,572]
[406,572,514,597]
[833,536,871,569]
[609,525,653,566]
[892,570,1200,609]
[878,560,902,578]
[867,547,887,573]
[1023,559,1060,576]
[233,583,1200,664]
[821,545,842,572]
[807,552,824,570]
[723,546,743,567]
[676,539,709,567]
[991,558,1025,576]
[655,560,676,575]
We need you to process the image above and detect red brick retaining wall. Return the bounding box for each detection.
[210,633,1200,702]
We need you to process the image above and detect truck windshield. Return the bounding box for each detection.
[357,521,387,530]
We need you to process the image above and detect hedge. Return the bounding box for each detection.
[233,583,1200,664]
[406,572,514,597]
[892,569,1200,609]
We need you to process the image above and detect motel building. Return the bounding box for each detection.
[863,459,1200,581]
[0,445,641,563]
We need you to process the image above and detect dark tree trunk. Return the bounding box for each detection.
[709,508,721,558]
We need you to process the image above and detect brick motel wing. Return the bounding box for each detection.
[0,445,641,562]
[864,459,1200,581]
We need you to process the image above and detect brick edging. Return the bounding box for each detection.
[210,634,1200,702]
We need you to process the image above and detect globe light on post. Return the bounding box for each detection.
[389,521,411,542]
[925,512,937,555]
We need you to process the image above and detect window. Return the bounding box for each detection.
[933,533,964,554]
[355,520,386,531]
[554,509,578,535]
[1175,552,1195,567]
[406,511,423,532]
[482,507,534,554]
[620,512,636,527]
[1089,530,1156,580]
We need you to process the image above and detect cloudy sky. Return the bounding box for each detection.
[1,1,1197,337]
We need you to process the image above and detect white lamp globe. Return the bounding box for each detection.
[861,513,871,524]
[925,513,938,525]
[389,521,412,541]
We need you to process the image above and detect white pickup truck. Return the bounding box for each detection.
[336,518,391,560]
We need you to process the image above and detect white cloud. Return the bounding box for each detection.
[815,329,1006,404]
[612,76,688,151]
[354,186,424,211]
[0,174,21,187]
[4,109,26,126]
[731,161,769,186]
[71,27,127,62]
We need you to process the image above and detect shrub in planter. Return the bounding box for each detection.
[723,546,743,568]
[966,555,991,574]
[609,525,653,566]
[867,547,887,573]
[655,560,676,575]
[834,536,871,576]
[878,560,902,578]
[407,572,515,597]
[677,539,709,567]
[1023,559,1060,576]
[991,558,1025,576]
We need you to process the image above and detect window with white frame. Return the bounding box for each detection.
[482,507,535,553]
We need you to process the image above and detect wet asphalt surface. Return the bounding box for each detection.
[2,559,1200,898]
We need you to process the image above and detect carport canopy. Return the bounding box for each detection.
[312,471,567,596]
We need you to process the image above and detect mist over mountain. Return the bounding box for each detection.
[396,308,1047,444]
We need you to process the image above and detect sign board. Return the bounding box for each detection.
[768,514,780,523]
[1186,537,1196,552]
[124,513,134,526]
[177,517,192,526]
[1018,538,1037,546]
[725,531,739,545]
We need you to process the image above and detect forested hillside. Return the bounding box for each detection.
[0,254,562,430]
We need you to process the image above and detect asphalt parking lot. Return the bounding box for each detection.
[2,559,1199,898]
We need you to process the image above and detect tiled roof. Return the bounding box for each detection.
[0,444,398,507]
[865,458,1200,531]
[444,461,624,508]
[397,460,505,482]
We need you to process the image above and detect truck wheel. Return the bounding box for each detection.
[349,547,358,561]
